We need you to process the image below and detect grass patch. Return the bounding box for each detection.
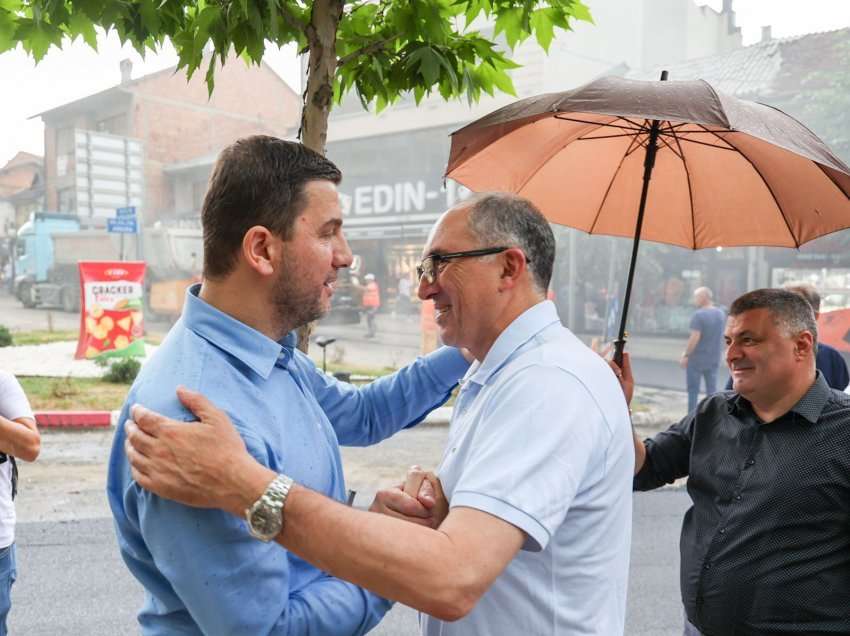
[17,376,131,411]
[10,329,164,346]
[12,330,78,346]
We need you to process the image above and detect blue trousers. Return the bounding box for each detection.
[686,365,718,413]
[0,544,16,636]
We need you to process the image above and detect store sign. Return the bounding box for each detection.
[339,179,470,217]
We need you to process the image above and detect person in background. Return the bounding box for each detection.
[724,283,848,391]
[681,286,725,412]
[0,370,41,635]
[622,288,850,636]
[361,273,381,338]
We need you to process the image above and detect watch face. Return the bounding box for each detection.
[251,508,280,537]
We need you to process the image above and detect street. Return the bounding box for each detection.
[10,489,691,636]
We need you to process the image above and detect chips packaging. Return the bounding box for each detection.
[75,261,146,360]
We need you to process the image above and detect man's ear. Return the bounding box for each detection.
[499,247,527,290]
[794,330,815,360]
[241,226,281,277]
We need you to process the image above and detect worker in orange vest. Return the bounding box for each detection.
[362,273,381,338]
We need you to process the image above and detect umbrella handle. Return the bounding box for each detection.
[613,337,626,368]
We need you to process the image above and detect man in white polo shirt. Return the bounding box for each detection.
[0,371,40,635]
[124,193,634,635]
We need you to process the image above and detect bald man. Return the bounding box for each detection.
[681,287,725,412]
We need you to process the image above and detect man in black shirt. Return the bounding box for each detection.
[621,288,850,636]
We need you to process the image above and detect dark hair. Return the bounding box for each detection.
[784,283,821,313]
[201,136,342,278]
[729,288,818,348]
[465,193,556,292]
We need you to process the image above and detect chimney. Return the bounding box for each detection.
[120,58,133,84]
[761,25,772,42]
[722,0,732,12]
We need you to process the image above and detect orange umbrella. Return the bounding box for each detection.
[446,73,850,363]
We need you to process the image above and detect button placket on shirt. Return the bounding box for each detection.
[696,417,762,613]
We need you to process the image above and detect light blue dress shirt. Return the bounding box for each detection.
[107,285,469,635]
[421,300,633,636]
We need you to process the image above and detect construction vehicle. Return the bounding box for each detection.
[14,212,202,318]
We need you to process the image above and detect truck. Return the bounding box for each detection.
[14,212,203,318]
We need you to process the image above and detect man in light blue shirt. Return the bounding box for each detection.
[123,192,634,634]
[107,136,469,634]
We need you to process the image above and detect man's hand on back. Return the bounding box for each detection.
[125,386,273,516]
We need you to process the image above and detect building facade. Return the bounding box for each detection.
[37,55,301,226]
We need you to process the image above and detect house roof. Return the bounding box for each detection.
[626,27,850,100]
[33,53,299,120]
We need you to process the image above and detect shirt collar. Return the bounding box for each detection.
[182,283,286,379]
[467,300,560,387]
[727,370,831,425]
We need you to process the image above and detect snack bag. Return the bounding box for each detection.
[75,261,146,360]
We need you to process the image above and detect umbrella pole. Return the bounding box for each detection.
[613,73,668,367]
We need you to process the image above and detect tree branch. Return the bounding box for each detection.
[279,3,307,34]
[337,34,398,68]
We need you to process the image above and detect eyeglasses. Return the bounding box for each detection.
[416,246,512,284]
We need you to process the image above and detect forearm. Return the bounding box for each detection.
[632,430,646,475]
[231,463,471,620]
[0,417,40,461]
[683,332,701,357]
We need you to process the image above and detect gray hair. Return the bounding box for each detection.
[729,288,818,349]
[463,193,555,292]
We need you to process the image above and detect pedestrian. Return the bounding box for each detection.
[124,192,634,635]
[397,273,413,315]
[0,370,41,636]
[681,286,725,412]
[724,283,849,391]
[361,273,380,337]
[107,136,470,635]
[622,288,850,636]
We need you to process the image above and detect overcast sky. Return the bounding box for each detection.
[2,0,849,166]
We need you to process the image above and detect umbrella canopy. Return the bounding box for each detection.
[447,75,850,249]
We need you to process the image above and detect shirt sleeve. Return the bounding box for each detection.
[448,365,609,552]
[302,346,470,446]
[689,310,704,333]
[633,412,694,491]
[0,371,34,421]
[120,412,391,635]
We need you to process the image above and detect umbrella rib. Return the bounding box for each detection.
[657,127,683,161]
[577,132,644,141]
[660,132,737,151]
[812,161,850,200]
[668,126,697,249]
[587,149,634,235]
[697,123,800,248]
[553,114,646,132]
[515,115,635,197]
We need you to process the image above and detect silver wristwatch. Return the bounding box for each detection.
[245,474,294,542]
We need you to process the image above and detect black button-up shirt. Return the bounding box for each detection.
[635,372,850,636]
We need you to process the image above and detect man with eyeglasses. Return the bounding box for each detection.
[123,192,634,635]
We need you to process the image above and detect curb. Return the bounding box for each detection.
[35,410,119,429]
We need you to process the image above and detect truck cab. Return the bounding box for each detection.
[14,212,80,308]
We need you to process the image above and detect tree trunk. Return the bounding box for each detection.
[296,0,344,354]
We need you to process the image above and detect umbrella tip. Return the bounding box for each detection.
[660,70,669,81]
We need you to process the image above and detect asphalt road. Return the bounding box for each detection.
[9,490,692,635]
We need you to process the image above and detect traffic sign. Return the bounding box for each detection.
[107,218,138,234]
[116,206,137,218]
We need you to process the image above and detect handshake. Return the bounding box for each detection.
[369,466,449,530]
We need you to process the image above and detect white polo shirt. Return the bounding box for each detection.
[0,371,34,548]
[421,301,633,636]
